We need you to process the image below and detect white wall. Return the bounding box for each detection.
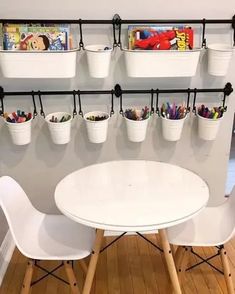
[0,0,234,243]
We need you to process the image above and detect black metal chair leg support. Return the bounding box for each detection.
[186,247,224,275]
[31,260,69,286]
[136,232,163,252]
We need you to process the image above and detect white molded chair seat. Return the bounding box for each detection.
[0,176,95,294]
[167,186,235,294]
[167,186,235,247]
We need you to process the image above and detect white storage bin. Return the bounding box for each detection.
[45,112,72,145]
[161,115,187,141]
[207,44,233,76]
[84,111,110,144]
[125,116,150,142]
[0,49,79,78]
[123,48,202,77]
[85,45,112,78]
[6,117,32,145]
[197,114,222,141]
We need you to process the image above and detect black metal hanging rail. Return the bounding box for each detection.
[0,83,233,117]
[0,87,116,118]
[0,16,234,25]
[114,83,233,114]
[1,15,234,48]
[114,83,233,96]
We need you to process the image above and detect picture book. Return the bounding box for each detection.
[128,25,194,50]
[3,24,72,51]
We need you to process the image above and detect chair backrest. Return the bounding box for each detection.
[0,176,42,249]
[222,185,235,243]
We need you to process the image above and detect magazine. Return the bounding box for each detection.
[128,25,194,50]
[3,24,71,51]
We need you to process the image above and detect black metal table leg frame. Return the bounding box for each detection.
[136,232,163,252]
[99,232,127,253]
[186,246,224,274]
[0,86,4,116]
[38,91,45,118]
[31,260,69,286]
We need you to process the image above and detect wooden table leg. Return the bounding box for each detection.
[82,229,104,294]
[159,229,182,294]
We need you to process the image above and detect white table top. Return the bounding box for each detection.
[55,160,209,232]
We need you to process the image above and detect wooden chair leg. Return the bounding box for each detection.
[159,229,182,294]
[78,259,88,275]
[220,246,235,294]
[21,259,34,294]
[64,261,80,294]
[82,229,104,294]
[177,246,191,286]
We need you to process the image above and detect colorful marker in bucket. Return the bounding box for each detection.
[4,110,32,123]
[197,105,224,119]
[161,102,187,120]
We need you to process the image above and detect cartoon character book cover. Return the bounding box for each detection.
[3,24,70,51]
[128,25,194,50]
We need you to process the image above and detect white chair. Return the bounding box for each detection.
[167,186,235,294]
[0,176,95,294]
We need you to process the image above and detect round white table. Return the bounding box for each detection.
[55,160,209,294]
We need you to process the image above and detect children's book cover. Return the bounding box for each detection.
[128,25,194,50]
[3,24,71,51]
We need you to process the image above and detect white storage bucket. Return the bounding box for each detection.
[161,115,187,141]
[6,117,32,145]
[85,45,112,78]
[125,116,150,142]
[207,44,233,76]
[84,111,110,143]
[45,112,72,145]
[123,49,201,77]
[197,114,222,141]
[0,49,79,78]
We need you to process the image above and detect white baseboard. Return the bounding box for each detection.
[0,230,15,286]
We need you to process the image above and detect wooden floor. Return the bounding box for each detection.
[1,234,235,294]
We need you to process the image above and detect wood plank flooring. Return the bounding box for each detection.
[1,234,235,294]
